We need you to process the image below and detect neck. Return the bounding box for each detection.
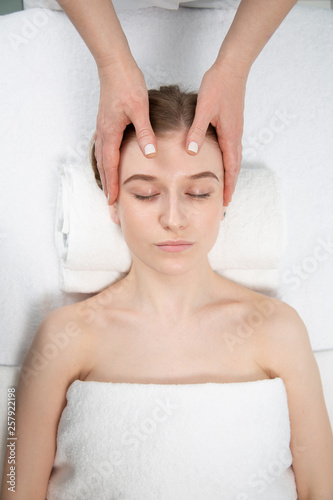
[118,257,222,323]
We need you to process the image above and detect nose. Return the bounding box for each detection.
[159,194,188,231]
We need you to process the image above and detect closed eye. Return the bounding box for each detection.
[133,194,157,200]
[132,193,211,201]
[188,193,211,199]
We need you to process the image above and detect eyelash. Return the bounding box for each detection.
[133,193,211,201]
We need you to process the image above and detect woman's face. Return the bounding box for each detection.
[110,131,226,276]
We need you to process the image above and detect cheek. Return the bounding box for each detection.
[196,200,223,243]
[117,201,154,242]
[192,196,222,222]
[205,205,222,228]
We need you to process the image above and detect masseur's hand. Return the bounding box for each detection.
[186,60,247,207]
[95,58,157,204]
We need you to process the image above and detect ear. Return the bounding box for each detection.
[109,203,120,225]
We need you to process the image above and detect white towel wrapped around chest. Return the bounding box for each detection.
[46,377,297,500]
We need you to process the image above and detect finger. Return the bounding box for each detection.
[132,112,157,158]
[102,133,123,205]
[103,150,119,205]
[220,142,242,206]
[185,110,211,156]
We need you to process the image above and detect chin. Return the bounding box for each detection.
[150,255,204,277]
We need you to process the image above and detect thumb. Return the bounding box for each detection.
[133,115,158,158]
[186,113,211,156]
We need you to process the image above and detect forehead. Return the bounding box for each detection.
[119,132,223,181]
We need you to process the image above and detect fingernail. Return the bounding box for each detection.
[144,144,156,156]
[107,193,110,202]
[187,141,198,153]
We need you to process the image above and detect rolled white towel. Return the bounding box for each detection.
[56,163,132,293]
[55,162,286,293]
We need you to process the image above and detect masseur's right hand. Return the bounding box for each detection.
[57,0,157,205]
[96,58,157,204]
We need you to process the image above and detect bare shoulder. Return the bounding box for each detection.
[21,299,95,388]
[247,294,313,378]
[217,280,314,374]
[217,282,287,348]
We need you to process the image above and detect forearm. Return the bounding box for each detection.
[57,0,133,76]
[216,0,298,77]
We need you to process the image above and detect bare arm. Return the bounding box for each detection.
[258,302,333,499]
[56,0,132,73]
[187,0,298,206]
[57,0,157,204]
[0,307,89,499]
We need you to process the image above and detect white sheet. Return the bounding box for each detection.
[0,5,333,367]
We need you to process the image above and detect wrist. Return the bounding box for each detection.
[213,52,251,87]
[214,49,252,81]
[96,51,136,79]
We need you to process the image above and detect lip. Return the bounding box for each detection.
[156,240,193,246]
[155,240,194,253]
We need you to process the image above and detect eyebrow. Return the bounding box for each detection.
[122,171,220,185]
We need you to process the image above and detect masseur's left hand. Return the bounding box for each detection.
[186,60,247,207]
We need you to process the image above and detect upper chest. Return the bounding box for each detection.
[81,301,271,383]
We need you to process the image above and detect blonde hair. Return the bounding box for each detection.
[91,84,218,189]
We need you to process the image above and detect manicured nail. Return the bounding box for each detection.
[188,141,198,153]
[144,144,156,156]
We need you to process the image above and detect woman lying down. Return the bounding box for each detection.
[1,85,333,500]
